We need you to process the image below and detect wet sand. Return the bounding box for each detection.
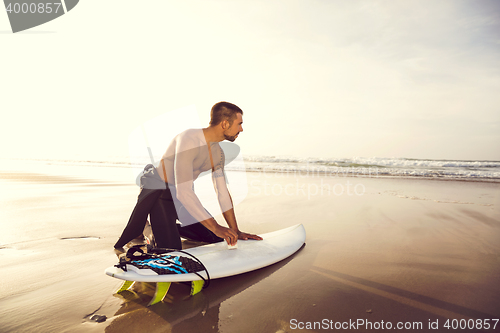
[0,162,499,332]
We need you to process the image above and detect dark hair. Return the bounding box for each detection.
[210,102,243,126]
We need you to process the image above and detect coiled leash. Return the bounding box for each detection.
[115,245,211,289]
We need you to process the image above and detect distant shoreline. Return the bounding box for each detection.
[2,156,499,183]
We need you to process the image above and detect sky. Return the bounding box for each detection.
[1,0,499,162]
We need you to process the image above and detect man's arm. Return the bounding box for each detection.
[174,134,240,245]
[212,150,262,241]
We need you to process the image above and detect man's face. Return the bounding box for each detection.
[223,113,243,142]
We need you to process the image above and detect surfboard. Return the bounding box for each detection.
[105,224,306,305]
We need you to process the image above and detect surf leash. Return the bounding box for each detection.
[115,245,211,289]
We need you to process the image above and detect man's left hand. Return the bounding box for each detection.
[237,231,263,241]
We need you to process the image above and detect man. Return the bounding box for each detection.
[114,102,262,250]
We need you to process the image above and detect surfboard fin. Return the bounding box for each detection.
[190,280,204,296]
[116,280,135,293]
[148,282,171,306]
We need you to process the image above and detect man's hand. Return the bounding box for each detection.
[212,225,239,246]
[238,231,263,241]
[212,225,263,245]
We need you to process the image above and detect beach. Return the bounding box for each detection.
[0,161,499,332]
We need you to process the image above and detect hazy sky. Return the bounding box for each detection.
[1,0,499,161]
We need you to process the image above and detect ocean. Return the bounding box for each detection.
[241,156,500,181]
[3,155,500,183]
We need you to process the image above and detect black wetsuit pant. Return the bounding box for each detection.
[114,165,223,249]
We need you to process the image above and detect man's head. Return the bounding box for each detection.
[210,102,244,142]
[210,102,243,127]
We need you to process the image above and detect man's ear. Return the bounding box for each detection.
[221,119,229,130]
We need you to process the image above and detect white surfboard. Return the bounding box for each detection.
[105,224,305,305]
